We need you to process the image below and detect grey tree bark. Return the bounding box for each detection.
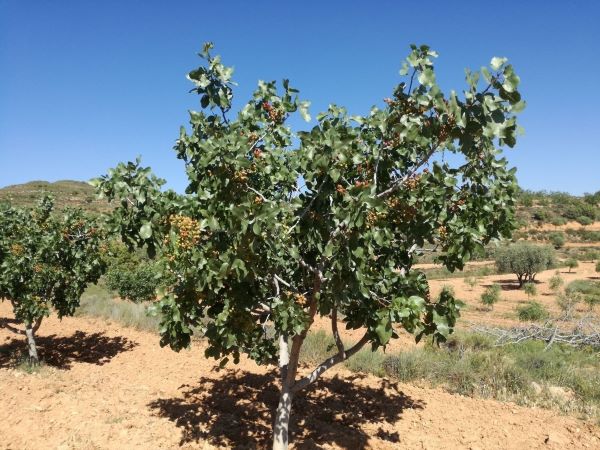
[25,323,39,364]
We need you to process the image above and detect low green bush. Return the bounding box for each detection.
[517,301,549,321]
[576,216,593,226]
[105,263,160,302]
[548,232,565,249]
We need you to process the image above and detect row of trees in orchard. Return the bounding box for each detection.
[1,43,524,449]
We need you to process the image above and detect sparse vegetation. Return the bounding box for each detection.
[303,329,600,421]
[75,284,160,332]
[566,280,600,312]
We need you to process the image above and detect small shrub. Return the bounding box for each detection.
[548,273,563,293]
[596,261,600,273]
[548,232,565,249]
[465,276,479,290]
[517,301,549,321]
[523,282,537,300]
[565,258,579,273]
[576,216,593,226]
[550,217,567,226]
[481,284,501,310]
[556,290,581,317]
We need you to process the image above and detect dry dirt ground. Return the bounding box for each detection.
[2,300,600,449]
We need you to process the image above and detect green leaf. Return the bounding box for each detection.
[139,222,152,240]
[418,68,436,87]
[490,57,507,71]
[299,101,311,122]
[375,315,392,345]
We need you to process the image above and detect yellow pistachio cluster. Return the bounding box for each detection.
[285,290,308,307]
[404,174,421,191]
[438,225,448,240]
[232,169,249,183]
[366,210,387,228]
[10,243,24,256]
[386,198,417,222]
[168,215,201,251]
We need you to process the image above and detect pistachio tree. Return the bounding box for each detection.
[0,197,105,363]
[94,43,523,449]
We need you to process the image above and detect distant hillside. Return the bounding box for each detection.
[0,180,111,214]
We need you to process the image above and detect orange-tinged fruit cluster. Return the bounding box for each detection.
[262,101,285,123]
[335,184,347,195]
[233,169,249,183]
[169,215,201,251]
[285,290,308,307]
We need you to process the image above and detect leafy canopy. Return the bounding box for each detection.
[94,43,524,366]
[0,197,105,326]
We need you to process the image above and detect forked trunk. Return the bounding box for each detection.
[25,324,39,365]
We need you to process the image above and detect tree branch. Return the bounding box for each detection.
[331,303,345,358]
[0,319,25,335]
[291,332,370,394]
[376,145,437,199]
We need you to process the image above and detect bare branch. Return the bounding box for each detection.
[471,317,600,349]
[291,332,370,394]
[246,186,268,202]
[274,274,291,288]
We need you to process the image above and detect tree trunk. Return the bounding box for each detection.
[273,333,295,450]
[25,323,39,365]
[273,382,293,450]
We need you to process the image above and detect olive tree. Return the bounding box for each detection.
[495,242,554,286]
[0,197,105,363]
[94,43,523,449]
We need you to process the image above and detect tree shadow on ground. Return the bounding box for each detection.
[483,278,522,291]
[148,369,423,449]
[0,329,138,369]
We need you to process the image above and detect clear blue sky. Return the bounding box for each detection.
[1,0,599,194]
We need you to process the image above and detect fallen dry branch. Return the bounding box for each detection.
[470,316,600,350]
